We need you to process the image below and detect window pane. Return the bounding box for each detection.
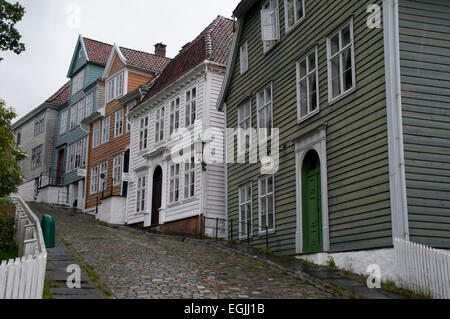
[260,179,266,195]
[331,56,341,98]
[286,0,295,28]
[299,60,307,78]
[308,53,316,71]
[342,25,351,47]
[268,176,273,193]
[295,0,304,20]
[343,48,353,91]
[309,74,317,112]
[330,34,339,55]
[300,80,308,117]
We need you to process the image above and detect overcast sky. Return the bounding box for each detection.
[0,0,240,121]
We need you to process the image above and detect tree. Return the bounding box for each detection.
[0,0,25,62]
[0,99,27,197]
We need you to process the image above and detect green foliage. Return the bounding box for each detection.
[327,256,338,271]
[0,0,25,62]
[0,209,15,251]
[0,99,27,197]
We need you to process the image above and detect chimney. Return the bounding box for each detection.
[154,43,167,57]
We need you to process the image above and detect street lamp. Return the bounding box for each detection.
[194,136,207,171]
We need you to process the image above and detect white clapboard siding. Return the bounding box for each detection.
[394,238,450,299]
[1,196,47,299]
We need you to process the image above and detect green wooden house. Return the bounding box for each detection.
[217,0,450,277]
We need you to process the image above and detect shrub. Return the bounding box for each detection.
[0,205,16,251]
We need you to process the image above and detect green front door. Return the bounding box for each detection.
[302,151,323,253]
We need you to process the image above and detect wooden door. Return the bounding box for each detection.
[122,149,130,197]
[151,166,162,226]
[302,150,323,253]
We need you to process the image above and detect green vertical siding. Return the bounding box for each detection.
[225,0,392,254]
[399,0,450,248]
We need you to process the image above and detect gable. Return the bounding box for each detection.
[109,54,125,76]
[67,35,88,78]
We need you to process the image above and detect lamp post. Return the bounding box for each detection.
[194,136,207,171]
[100,173,105,199]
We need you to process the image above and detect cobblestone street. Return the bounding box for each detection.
[30,203,355,299]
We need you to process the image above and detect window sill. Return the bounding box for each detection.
[167,196,198,209]
[328,86,357,106]
[258,228,275,236]
[285,15,306,36]
[297,109,320,125]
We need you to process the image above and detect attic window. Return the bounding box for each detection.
[78,49,82,59]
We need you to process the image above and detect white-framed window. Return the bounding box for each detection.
[92,120,101,149]
[102,116,110,144]
[155,107,165,143]
[34,112,45,137]
[70,104,77,130]
[139,116,148,151]
[185,87,196,127]
[184,147,195,199]
[99,161,108,192]
[85,91,94,117]
[261,0,280,53]
[259,175,275,232]
[31,145,43,170]
[15,130,21,145]
[113,154,123,187]
[256,83,273,143]
[239,182,253,238]
[240,42,249,75]
[284,0,305,32]
[106,72,124,103]
[238,99,252,154]
[297,47,319,121]
[136,175,147,213]
[76,98,85,125]
[66,137,87,173]
[126,101,136,133]
[327,19,355,102]
[59,109,68,135]
[114,108,124,138]
[72,69,85,96]
[90,165,99,195]
[169,163,180,203]
[169,97,180,135]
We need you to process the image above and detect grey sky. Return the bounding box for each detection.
[0,0,240,121]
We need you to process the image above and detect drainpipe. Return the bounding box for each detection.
[223,103,229,240]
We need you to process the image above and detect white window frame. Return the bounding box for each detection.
[239,182,253,239]
[136,175,147,213]
[139,116,149,151]
[237,99,252,155]
[85,91,94,117]
[114,108,124,138]
[102,116,110,144]
[99,161,108,193]
[261,0,280,53]
[66,137,87,173]
[126,101,136,133]
[72,69,85,96]
[240,42,249,75]
[31,145,43,170]
[106,72,124,103]
[327,18,356,103]
[296,46,320,122]
[76,98,85,126]
[113,154,123,187]
[258,175,275,233]
[34,112,45,137]
[169,97,181,135]
[185,87,197,127]
[92,120,101,149]
[59,109,68,135]
[284,0,306,32]
[184,147,195,199]
[169,163,180,204]
[90,165,99,195]
[155,106,165,143]
[256,83,273,144]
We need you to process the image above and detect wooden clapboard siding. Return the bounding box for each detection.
[110,55,124,75]
[224,0,391,254]
[128,72,152,92]
[398,0,450,248]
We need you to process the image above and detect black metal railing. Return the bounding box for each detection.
[39,168,65,189]
[229,218,272,253]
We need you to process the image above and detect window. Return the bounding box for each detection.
[155,107,165,143]
[261,0,280,53]
[99,161,108,192]
[102,116,110,144]
[70,104,77,130]
[136,176,147,213]
[126,101,136,133]
[297,47,319,120]
[92,120,101,148]
[169,163,180,203]
[34,112,45,136]
[259,175,275,232]
[59,109,68,135]
[15,131,21,145]
[184,147,195,199]
[85,92,94,117]
[115,108,124,138]
[90,165,99,194]
[66,137,87,173]
[76,99,85,125]
[72,69,85,96]
[239,183,253,238]
[113,155,123,187]
[240,42,249,74]
[185,87,196,127]
[107,72,124,103]
[169,97,180,135]
[327,19,355,101]
[285,0,305,31]
[31,145,43,170]
[256,84,273,143]
[238,99,252,154]
[139,116,148,151]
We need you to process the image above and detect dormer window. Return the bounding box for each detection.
[72,69,85,96]
[107,72,124,103]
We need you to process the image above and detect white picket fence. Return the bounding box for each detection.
[0,196,47,299]
[394,238,450,299]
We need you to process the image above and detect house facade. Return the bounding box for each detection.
[83,43,171,223]
[217,0,450,280]
[51,36,113,208]
[126,16,233,237]
[12,82,70,202]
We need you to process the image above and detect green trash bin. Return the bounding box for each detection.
[41,215,55,248]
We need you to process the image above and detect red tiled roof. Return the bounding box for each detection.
[46,81,70,107]
[119,47,171,74]
[141,16,234,103]
[83,37,113,66]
